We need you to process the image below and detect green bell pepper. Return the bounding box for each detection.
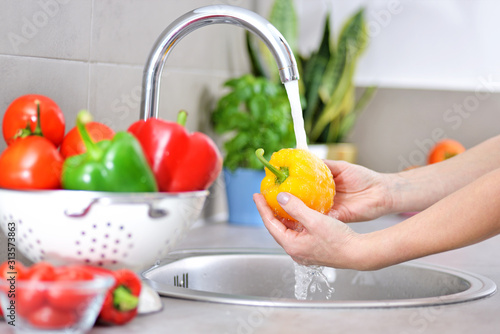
[62,112,158,192]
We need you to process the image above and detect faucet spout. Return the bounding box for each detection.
[140,5,300,120]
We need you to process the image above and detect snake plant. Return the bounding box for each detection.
[247,0,376,144]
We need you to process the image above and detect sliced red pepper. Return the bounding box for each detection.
[81,266,141,325]
[46,265,95,311]
[128,110,222,192]
[24,262,56,281]
[16,262,56,317]
[28,305,77,329]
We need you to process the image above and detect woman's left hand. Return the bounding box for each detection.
[253,192,364,269]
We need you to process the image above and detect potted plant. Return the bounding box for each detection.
[211,74,295,226]
[247,0,376,162]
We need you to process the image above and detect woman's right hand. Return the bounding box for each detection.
[325,160,397,222]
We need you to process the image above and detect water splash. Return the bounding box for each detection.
[284,80,334,300]
[294,262,335,300]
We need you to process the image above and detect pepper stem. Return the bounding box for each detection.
[255,148,288,184]
[76,110,102,160]
[77,109,93,124]
[177,110,188,127]
[112,285,139,312]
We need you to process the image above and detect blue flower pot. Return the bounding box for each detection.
[224,168,266,227]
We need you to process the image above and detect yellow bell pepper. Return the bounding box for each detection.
[256,148,335,222]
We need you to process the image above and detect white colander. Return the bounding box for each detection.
[0,188,208,271]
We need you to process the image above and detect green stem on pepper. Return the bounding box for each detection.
[255,148,289,184]
[77,109,93,125]
[177,110,188,127]
[112,285,139,312]
[76,110,102,161]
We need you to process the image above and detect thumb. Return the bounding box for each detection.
[277,192,325,228]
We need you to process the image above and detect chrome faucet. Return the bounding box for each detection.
[140,5,300,120]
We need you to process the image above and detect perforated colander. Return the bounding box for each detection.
[0,188,208,271]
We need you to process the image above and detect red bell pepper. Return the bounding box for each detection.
[128,110,222,192]
[82,266,141,326]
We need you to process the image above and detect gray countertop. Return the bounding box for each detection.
[2,214,500,333]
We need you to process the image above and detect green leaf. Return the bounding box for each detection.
[302,15,331,88]
[334,85,377,142]
[305,8,374,143]
[302,15,332,132]
[249,0,298,83]
[319,8,367,104]
[248,95,266,121]
[328,84,355,142]
[211,74,295,171]
[246,31,268,78]
[353,85,377,113]
[269,0,298,53]
[336,110,357,142]
[310,52,355,142]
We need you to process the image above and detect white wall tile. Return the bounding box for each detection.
[91,0,252,73]
[0,0,92,60]
[88,63,143,132]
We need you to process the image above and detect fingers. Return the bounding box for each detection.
[323,159,350,178]
[254,192,337,242]
[253,193,290,242]
[276,192,328,232]
[327,209,340,220]
[254,193,317,266]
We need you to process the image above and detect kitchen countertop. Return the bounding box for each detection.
[2,214,500,333]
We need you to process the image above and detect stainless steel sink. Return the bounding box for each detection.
[141,248,496,308]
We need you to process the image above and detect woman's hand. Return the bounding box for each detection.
[325,160,395,222]
[253,136,500,271]
[253,192,365,269]
[255,167,500,271]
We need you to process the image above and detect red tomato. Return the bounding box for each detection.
[428,139,466,164]
[47,266,95,311]
[0,136,63,190]
[60,122,115,158]
[28,305,77,329]
[2,94,65,147]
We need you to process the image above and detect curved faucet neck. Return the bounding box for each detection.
[140,5,299,120]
